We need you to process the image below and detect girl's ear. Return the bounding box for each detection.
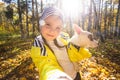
[73,24,83,34]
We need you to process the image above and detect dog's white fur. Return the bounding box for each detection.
[70,24,98,48]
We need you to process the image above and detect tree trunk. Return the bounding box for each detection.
[32,0,35,37]
[35,0,39,32]
[92,0,104,42]
[108,0,113,38]
[115,0,120,37]
[100,0,105,42]
[26,0,29,38]
[104,1,108,39]
[18,0,24,39]
[98,0,104,42]
[108,0,114,38]
[88,0,92,31]
[41,0,43,12]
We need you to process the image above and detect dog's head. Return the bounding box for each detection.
[70,24,98,48]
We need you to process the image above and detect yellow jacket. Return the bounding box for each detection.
[31,35,91,80]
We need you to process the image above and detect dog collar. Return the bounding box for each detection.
[68,42,80,51]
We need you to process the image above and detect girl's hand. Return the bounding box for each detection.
[47,69,73,80]
[57,76,72,80]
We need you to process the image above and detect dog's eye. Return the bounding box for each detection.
[88,34,93,41]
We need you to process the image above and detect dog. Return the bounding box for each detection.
[70,24,98,48]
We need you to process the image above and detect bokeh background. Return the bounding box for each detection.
[0,0,120,80]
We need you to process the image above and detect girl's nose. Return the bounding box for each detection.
[49,28,56,33]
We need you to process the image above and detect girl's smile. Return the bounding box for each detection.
[47,34,54,37]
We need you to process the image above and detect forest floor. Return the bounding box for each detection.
[0,32,120,80]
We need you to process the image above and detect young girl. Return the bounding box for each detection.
[31,7,91,80]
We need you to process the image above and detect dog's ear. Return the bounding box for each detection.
[73,24,83,34]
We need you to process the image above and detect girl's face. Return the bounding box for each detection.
[40,15,63,41]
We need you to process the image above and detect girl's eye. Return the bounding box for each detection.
[46,23,50,26]
[45,24,51,29]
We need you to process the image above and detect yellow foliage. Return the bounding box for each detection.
[29,64,34,70]
[88,68,99,74]
[101,69,109,75]
[19,77,27,80]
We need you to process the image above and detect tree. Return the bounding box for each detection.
[18,0,24,38]
[92,0,104,42]
[115,0,120,37]
[88,0,92,31]
[5,5,13,19]
[25,0,29,38]
[32,0,35,37]
[35,0,39,32]
[41,0,43,12]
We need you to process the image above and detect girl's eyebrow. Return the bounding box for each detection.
[46,22,51,25]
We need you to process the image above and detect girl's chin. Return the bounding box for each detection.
[46,37,55,41]
[44,35,57,41]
